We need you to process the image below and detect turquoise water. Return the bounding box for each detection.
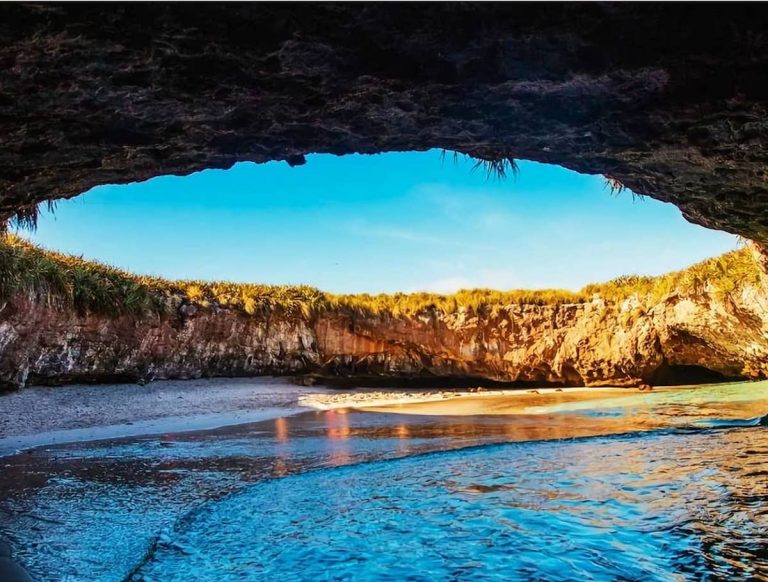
[1,381,768,581]
[133,427,768,581]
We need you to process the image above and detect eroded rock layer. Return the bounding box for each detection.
[2,247,767,390]
[2,4,768,242]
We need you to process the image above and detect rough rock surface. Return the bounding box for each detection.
[2,248,767,390]
[2,4,768,242]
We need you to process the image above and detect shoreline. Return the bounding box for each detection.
[0,378,647,457]
[0,406,309,458]
[298,385,653,414]
[1,377,748,458]
[0,377,331,457]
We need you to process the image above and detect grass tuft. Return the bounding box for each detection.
[471,157,519,180]
[441,149,519,180]
[603,175,627,196]
[0,235,761,320]
[7,201,57,231]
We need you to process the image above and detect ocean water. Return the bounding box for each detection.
[1,381,767,581]
[135,427,768,582]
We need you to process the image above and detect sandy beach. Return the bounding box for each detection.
[0,379,653,456]
[0,377,334,456]
[298,385,655,416]
[1,377,766,582]
[0,378,714,458]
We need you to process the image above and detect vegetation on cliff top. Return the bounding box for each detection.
[0,235,762,319]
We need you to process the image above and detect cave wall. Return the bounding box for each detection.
[1,3,768,242]
[2,246,767,390]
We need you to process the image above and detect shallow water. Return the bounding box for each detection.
[136,428,768,582]
[1,381,767,581]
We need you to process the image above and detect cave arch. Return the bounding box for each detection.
[2,3,768,244]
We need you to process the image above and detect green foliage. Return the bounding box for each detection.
[0,235,761,320]
[582,247,763,303]
[0,234,167,315]
[326,288,583,319]
[471,157,519,180]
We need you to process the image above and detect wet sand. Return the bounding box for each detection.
[2,378,760,457]
[1,379,643,457]
[0,377,334,456]
[336,381,768,427]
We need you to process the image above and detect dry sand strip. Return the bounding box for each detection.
[298,386,656,416]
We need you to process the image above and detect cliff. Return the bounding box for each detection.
[1,238,766,390]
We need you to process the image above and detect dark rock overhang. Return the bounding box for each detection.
[1,3,768,243]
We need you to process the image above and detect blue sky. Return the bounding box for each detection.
[23,150,737,294]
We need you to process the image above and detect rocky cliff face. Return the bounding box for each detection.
[314,269,768,386]
[3,4,767,391]
[2,4,768,244]
[2,248,766,390]
[0,301,318,388]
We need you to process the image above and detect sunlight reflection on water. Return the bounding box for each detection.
[134,427,768,581]
[0,381,766,581]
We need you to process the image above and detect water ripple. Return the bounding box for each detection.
[134,426,768,581]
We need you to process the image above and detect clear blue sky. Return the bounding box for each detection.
[23,150,737,294]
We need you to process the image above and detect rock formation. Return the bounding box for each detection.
[1,4,768,243]
[1,246,766,391]
[1,4,768,390]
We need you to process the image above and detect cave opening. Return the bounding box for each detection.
[4,149,765,391]
[17,150,739,296]
[0,3,764,398]
[2,7,768,580]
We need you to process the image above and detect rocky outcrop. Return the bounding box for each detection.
[2,4,768,243]
[314,269,768,385]
[0,301,319,388]
[2,247,766,390]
